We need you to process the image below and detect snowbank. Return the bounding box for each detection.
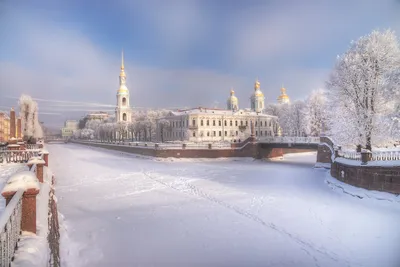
[1,171,39,193]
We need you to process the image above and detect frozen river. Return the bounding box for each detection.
[47,143,400,267]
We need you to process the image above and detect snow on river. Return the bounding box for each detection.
[47,144,400,267]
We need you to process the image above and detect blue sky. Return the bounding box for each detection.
[0,0,399,127]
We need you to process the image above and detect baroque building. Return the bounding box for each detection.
[115,51,132,123]
[157,79,278,142]
[158,107,277,143]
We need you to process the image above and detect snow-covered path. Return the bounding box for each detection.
[48,144,400,267]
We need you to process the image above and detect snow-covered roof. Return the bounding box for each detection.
[1,171,40,193]
[166,107,277,118]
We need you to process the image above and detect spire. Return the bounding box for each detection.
[254,78,260,90]
[121,49,124,70]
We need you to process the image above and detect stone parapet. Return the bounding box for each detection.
[331,161,400,194]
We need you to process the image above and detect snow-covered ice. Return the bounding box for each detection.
[47,144,400,267]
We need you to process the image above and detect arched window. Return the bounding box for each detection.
[123,113,127,121]
[122,97,127,106]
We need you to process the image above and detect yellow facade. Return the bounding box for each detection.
[0,112,10,142]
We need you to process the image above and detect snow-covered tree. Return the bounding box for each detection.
[158,119,171,143]
[18,94,43,140]
[326,29,400,149]
[303,89,328,136]
[278,101,307,136]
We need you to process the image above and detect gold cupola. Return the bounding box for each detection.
[277,85,290,104]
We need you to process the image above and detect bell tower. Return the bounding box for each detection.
[116,50,132,123]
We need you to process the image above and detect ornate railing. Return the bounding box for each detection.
[258,136,320,144]
[0,151,40,164]
[0,189,24,267]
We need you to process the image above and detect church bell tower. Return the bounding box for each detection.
[116,50,132,123]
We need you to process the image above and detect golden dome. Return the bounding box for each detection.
[118,85,128,94]
[230,88,235,95]
[277,87,290,103]
[254,91,264,97]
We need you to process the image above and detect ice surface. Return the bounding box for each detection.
[47,144,400,267]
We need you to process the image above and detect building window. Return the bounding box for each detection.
[224,131,227,136]
[213,120,215,126]
[255,121,257,127]
[235,121,238,126]
[207,131,210,136]
[241,121,243,126]
[219,131,221,136]
[187,120,189,127]
[260,131,263,136]
[265,131,267,136]
[122,97,127,106]
[207,120,209,126]
[192,119,196,126]
[219,120,221,126]
[193,132,196,137]
[246,121,248,126]
[180,121,182,127]
[256,131,258,136]
[123,113,127,121]
[201,120,203,126]
[230,120,232,126]
[213,131,216,136]
[236,131,238,136]
[224,120,227,126]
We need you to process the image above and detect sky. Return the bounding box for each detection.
[0,0,400,128]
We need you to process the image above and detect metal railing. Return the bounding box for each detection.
[0,189,23,267]
[26,144,40,150]
[258,136,320,144]
[0,151,40,164]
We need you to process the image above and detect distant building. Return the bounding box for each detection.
[277,86,290,104]
[0,111,10,142]
[86,112,110,121]
[61,120,79,138]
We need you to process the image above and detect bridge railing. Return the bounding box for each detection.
[0,189,24,267]
[258,136,320,144]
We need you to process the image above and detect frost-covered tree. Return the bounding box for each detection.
[304,89,328,136]
[326,29,400,149]
[158,119,170,143]
[19,94,43,140]
[279,101,307,136]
